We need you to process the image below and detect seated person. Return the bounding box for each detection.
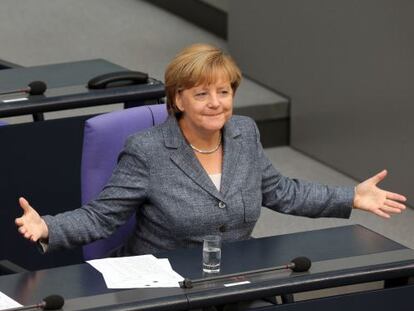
[15,43,407,257]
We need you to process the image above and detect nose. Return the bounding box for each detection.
[207,92,221,108]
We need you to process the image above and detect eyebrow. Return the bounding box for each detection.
[190,82,231,93]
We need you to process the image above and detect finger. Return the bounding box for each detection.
[19,197,32,213]
[386,192,407,202]
[18,226,27,234]
[381,205,402,214]
[373,208,390,219]
[30,235,38,242]
[370,169,387,185]
[24,232,37,242]
[15,217,24,226]
[384,199,406,210]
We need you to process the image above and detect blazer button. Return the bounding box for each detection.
[218,201,226,209]
[219,225,226,233]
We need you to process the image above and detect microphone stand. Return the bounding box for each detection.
[0,89,28,96]
[180,262,295,289]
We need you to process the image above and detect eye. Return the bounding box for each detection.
[219,89,231,96]
[195,92,207,98]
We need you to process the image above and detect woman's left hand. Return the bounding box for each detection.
[353,169,407,218]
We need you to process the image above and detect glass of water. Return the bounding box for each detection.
[202,235,221,273]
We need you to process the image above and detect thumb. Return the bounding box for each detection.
[19,197,33,214]
[370,169,387,185]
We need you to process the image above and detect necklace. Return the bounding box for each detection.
[190,133,222,154]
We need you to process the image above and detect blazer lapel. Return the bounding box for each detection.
[220,119,242,196]
[162,116,224,200]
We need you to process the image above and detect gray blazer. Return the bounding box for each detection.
[43,115,353,256]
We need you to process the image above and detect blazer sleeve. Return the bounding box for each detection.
[42,135,149,252]
[253,122,354,218]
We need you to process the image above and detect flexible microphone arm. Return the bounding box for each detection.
[0,88,27,96]
[3,304,44,311]
[0,81,47,96]
[179,257,312,289]
[3,295,64,311]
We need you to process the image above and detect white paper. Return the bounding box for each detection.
[0,291,22,310]
[87,255,184,288]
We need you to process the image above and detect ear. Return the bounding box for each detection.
[175,92,184,112]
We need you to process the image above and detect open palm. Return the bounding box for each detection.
[354,170,407,218]
[15,197,48,242]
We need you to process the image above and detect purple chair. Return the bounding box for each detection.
[81,104,168,260]
[0,121,7,126]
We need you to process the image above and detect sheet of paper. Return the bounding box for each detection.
[87,254,184,288]
[0,291,22,310]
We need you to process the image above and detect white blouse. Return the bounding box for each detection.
[209,173,222,191]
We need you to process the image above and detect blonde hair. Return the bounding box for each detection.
[165,43,242,117]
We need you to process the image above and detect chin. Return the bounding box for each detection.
[203,117,227,131]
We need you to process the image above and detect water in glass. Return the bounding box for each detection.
[202,235,221,273]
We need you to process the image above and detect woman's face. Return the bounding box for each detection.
[175,76,233,135]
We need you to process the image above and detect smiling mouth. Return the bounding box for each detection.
[204,113,222,117]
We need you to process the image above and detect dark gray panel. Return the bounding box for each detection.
[144,0,227,39]
[229,0,414,204]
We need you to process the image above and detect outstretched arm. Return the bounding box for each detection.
[15,197,49,242]
[353,170,407,218]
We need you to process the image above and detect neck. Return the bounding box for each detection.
[178,119,222,150]
[190,133,222,154]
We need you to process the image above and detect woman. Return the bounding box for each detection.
[15,44,407,256]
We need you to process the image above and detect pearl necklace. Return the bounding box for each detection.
[190,134,222,154]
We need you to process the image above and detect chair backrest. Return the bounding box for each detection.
[81,104,168,260]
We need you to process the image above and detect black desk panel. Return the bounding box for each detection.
[0,116,92,270]
[162,225,405,280]
[0,225,413,310]
[271,284,414,311]
[0,59,124,89]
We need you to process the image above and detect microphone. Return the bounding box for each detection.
[0,81,47,96]
[4,295,64,311]
[180,257,312,289]
[289,256,312,272]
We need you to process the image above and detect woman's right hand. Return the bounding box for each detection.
[15,197,49,242]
